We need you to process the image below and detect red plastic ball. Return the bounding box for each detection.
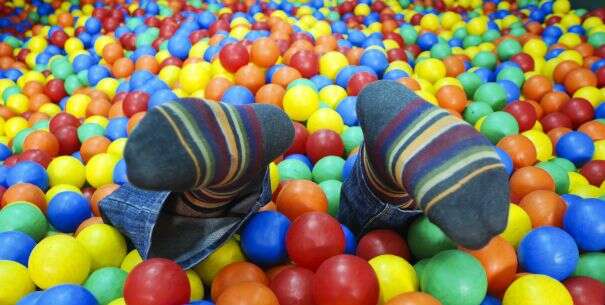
[540,112,573,132]
[44,79,67,103]
[53,125,81,155]
[563,276,605,305]
[356,229,411,261]
[270,266,315,305]
[386,48,407,62]
[50,112,81,134]
[123,91,150,118]
[580,160,605,186]
[559,98,595,128]
[312,255,379,305]
[219,43,250,73]
[504,101,537,131]
[19,149,51,168]
[348,72,378,96]
[510,52,535,72]
[290,50,319,78]
[305,130,345,163]
[286,122,308,155]
[286,212,345,271]
[597,67,605,87]
[124,258,190,305]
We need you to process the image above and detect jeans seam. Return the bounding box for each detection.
[360,203,390,233]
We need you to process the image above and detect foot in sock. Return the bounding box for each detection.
[357,80,509,249]
[124,98,294,212]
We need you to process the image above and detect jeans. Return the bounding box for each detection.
[100,151,422,269]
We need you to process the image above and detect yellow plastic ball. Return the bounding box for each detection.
[571,184,604,198]
[594,140,605,160]
[107,298,126,305]
[159,66,181,88]
[179,62,211,94]
[0,260,34,305]
[420,14,439,32]
[523,39,547,59]
[269,162,280,192]
[369,254,418,304]
[521,130,553,161]
[85,153,119,188]
[5,117,29,139]
[96,78,119,99]
[503,274,573,305]
[560,13,581,29]
[189,41,209,58]
[573,86,604,107]
[93,36,116,55]
[85,115,109,128]
[320,51,349,80]
[187,270,205,301]
[319,85,347,109]
[441,11,461,29]
[283,85,320,121]
[0,117,5,136]
[467,17,487,35]
[500,203,532,248]
[434,77,462,91]
[354,3,370,16]
[416,90,438,106]
[558,33,581,48]
[6,93,29,114]
[552,0,570,14]
[193,238,245,285]
[568,172,590,193]
[28,234,92,289]
[306,108,344,134]
[39,103,62,117]
[28,36,48,53]
[47,156,86,188]
[414,58,446,83]
[45,184,83,203]
[65,37,84,54]
[76,224,127,271]
[66,93,92,119]
[107,138,127,158]
[120,249,143,273]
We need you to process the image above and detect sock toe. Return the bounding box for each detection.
[250,103,294,164]
[124,104,199,191]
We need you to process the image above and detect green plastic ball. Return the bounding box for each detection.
[0,203,48,241]
[481,29,501,42]
[400,25,418,44]
[422,250,487,305]
[474,82,507,111]
[277,159,312,181]
[319,180,342,217]
[32,119,50,131]
[510,27,526,37]
[463,35,482,48]
[50,59,74,81]
[77,70,89,87]
[573,252,605,284]
[77,123,105,143]
[463,101,493,125]
[550,157,576,172]
[480,111,520,144]
[83,267,128,305]
[588,32,605,48]
[457,72,484,97]
[64,74,83,95]
[497,67,525,88]
[472,51,497,70]
[406,216,455,260]
[2,86,21,101]
[536,161,570,194]
[414,258,430,284]
[312,156,345,183]
[430,43,452,59]
[453,28,468,40]
[341,126,363,155]
[12,128,34,154]
[497,39,522,61]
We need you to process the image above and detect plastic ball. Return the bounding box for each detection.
[86,153,119,188]
[463,236,517,295]
[15,291,43,305]
[320,51,349,80]
[509,166,556,203]
[36,284,99,305]
[356,229,411,261]
[211,261,268,301]
[306,130,344,163]
[47,191,92,233]
[502,274,573,305]
[241,211,290,267]
[194,238,245,285]
[307,108,344,134]
[83,267,128,305]
[563,276,605,305]
[286,212,345,271]
[0,260,34,305]
[1,183,46,210]
[76,223,127,270]
[518,226,579,281]
[28,234,92,289]
[312,156,345,183]
[415,58,446,83]
[369,254,418,304]
[216,282,278,305]
[480,111,520,144]
[497,135,537,169]
[7,161,48,190]
[563,198,605,251]
[383,292,442,305]
[0,231,35,266]
[0,202,48,241]
[270,266,314,305]
[124,258,190,305]
[519,190,567,228]
[277,159,313,181]
[283,85,319,121]
[406,216,455,259]
[500,203,532,248]
[219,43,249,73]
[555,131,595,167]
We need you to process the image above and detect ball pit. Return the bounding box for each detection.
[0,0,604,304]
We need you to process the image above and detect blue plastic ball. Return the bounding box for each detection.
[168,35,192,60]
[189,301,214,305]
[16,291,44,305]
[359,50,389,77]
[336,96,358,126]
[241,211,291,267]
[47,192,93,233]
[480,295,502,305]
[113,159,128,185]
[494,147,514,175]
[560,194,582,206]
[341,224,357,255]
[36,285,98,305]
[284,154,313,169]
[563,198,605,252]
[417,32,439,50]
[595,103,605,119]
[222,86,254,105]
[6,161,49,190]
[0,231,36,266]
[517,226,579,281]
[342,153,357,182]
[311,75,332,90]
[335,65,357,88]
[497,80,520,103]
[0,144,12,161]
[555,131,595,166]
[104,117,128,141]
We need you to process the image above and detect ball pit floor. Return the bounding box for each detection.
[1,0,605,305]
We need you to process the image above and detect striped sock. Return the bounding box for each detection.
[357,81,510,249]
[124,98,293,213]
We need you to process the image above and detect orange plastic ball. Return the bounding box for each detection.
[509,166,556,203]
[553,60,581,84]
[135,55,159,74]
[251,38,280,68]
[563,68,597,94]
[275,180,328,221]
[272,66,301,87]
[540,91,569,114]
[102,43,124,65]
[462,236,517,296]
[497,135,537,169]
[0,43,13,56]
[205,77,233,101]
[255,84,285,108]
[22,81,44,97]
[398,78,421,91]
[235,63,265,93]
[112,57,134,78]
[346,47,364,66]
[547,127,572,147]
[436,85,468,112]
[74,216,104,236]
[23,130,60,157]
[86,99,112,117]
[574,43,594,58]
[522,76,553,102]
[29,93,51,111]
[578,120,605,141]
[216,282,279,305]
[211,262,269,301]
[108,101,125,118]
[57,12,74,27]
[127,112,145,134]
[518,190,567,228]
[443,56,465,77]
[28,112,49,126]
[383,292,442,305]
[90,184,119,217]
[80,136,111,163]
[1,183,46,211]
[525,99,544,120]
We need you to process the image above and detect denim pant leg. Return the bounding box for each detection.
[338,151,423,237]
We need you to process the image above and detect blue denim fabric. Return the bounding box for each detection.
[337,152,423,236]
[101,151,423,269]
[99,170,272,269]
